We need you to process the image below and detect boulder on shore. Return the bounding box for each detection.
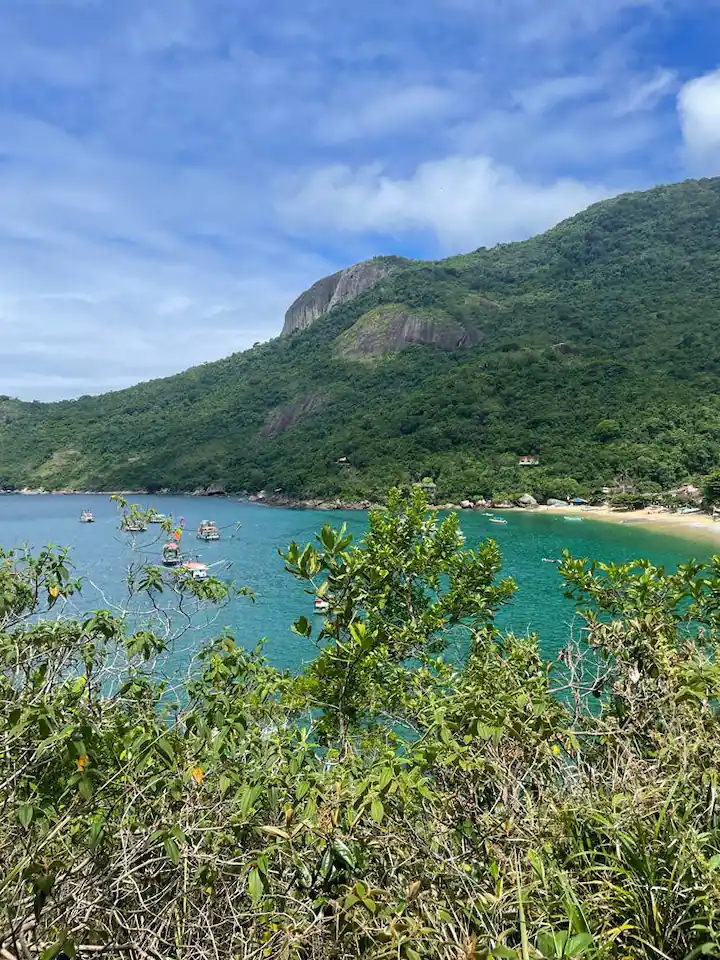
[547,498,566,507]
[516,493,538,508]
[460,499,473,508]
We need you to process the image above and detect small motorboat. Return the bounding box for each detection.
[488,517,507,525]
[148,512,168,524]
[181,560,209,581]
[314,596,329,615]
[162,542,183,567]
[79,510,94,523]
[542,557,561,564]
[563,516,583,522]
[197,520,220,541]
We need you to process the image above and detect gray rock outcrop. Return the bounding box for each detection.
[336,305,479,359]
[517,493,538,508]
[281,259,400,336]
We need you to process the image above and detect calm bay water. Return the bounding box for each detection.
[0,494,715,674]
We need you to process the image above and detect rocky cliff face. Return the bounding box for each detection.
[281,259,400,336]
[336,305,480,359]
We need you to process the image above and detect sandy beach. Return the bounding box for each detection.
[527,503,720,544]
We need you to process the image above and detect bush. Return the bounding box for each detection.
[2,491,720,959]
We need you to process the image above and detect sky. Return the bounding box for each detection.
[1,0,720,399]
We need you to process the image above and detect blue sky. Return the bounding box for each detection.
[1,0,719,399]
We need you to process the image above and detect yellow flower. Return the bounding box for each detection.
[77,754,88,771]
[49,585,60,598]
[552,744,561,756]
[191,767,204,784]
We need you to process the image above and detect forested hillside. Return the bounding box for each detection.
[2,177,720,501]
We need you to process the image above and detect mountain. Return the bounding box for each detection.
[3,177,720,502]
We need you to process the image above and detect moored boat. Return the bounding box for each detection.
[79,510,94,523]
[197,520,220,541]
[314,596,329,615]
[488,517,507,525]
[181,560,209,581]
[162,542,183,567]
[148,512,168,524]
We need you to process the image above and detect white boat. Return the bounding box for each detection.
[79,510,94,523]
[563,516,583,522]
[314,596,329,615]
[162,542,183,567]
[148,512,168,524]
[197,520,220,541]
[488,517,507,525]
[181,560,209,581]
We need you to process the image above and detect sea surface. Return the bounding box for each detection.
[0,494,715,675]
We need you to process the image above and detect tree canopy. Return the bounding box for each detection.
[3,177,720,499]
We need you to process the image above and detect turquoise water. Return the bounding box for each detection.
[0,495,715,673]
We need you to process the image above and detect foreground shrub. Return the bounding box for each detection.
[1,492,719,959]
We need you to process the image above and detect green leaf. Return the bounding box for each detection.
[40,938,75,960]
[292,616,312,638]
[78,776,93,800]
[155,738,175,767]
[18,805,34,829]
[163,836,180,866]
[377,766,393,792]
[248,867,263,903]
[332,838,356,870]
[567,933,594,957]
[528,848,545,882]
[371,798,384,823]
[320,847,334,880]
[257,825,291,840]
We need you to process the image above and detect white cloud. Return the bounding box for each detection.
[0,113,335,400]
[279,155,615,249]
[678,68,720,172]
[319,84,460,143]
[0,0,709,400]
[614,69,676,116]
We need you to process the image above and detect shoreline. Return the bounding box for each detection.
[6,489,720,545]
[498,503,720,544]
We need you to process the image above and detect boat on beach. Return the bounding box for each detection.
[197,520,220,541]
[79,510,94,523]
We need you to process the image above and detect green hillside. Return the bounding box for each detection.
[3,177,720,501]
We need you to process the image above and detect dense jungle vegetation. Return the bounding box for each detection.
[1,489,720,959]
[2,177,720,500]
